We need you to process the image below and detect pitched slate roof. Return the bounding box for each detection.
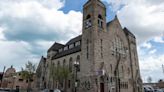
[48,42,64,52]
[52,45,81,59]
[66,35,82,45]
[52,35,82,59]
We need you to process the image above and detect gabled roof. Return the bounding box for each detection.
[66,35,82,45]
[107,15,121,27]
[48,42,64,52]
[41,56,46,61]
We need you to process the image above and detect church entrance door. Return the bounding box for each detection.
[100,83,104,92]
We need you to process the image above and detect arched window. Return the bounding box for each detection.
[98,14,103,19]
[85,14,92,29]
[110,64,113,73]
[98,14,103,28]
[69,57,73,72]
[76,55,80,72]
[57,61,60,67]
[86,14,91,19]
[128,68,130,75]
[121,66,124,77]
[111,36,126,57]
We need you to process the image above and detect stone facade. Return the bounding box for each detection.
[36,56,47,90]
[37,0,143,92]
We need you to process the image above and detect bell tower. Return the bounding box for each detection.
[81,0,107,77]
[80,0,107,92]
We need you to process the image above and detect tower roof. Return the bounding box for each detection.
[84,0,105,8]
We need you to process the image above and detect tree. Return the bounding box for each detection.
[158,79,163,83]
[49,64,70,92]
[147,76,152,83]
[21,61,36,92]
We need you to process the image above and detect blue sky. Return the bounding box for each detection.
[0,0,164,83]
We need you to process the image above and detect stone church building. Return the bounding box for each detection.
[36,0,142,92]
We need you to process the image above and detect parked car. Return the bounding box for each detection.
[143,85,154,92]
[154,89,163,92]
[41,89,49,92]
[53,89,61,92]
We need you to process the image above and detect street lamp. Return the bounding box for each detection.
[74,61,79,92]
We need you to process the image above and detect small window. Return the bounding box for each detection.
[98,19,103,28]
[19,79,23,81]
[64,46,68,51]
[75,41,80,46]
[59,48,63,52]
[69,44,74,49]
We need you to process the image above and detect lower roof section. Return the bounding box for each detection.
[52,45,81,60]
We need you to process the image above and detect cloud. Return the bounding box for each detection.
[153,36,164,43]
[118,1,164,44]
[149,49,157,54]
[139,53,164,82]
[0,27,5,40]
[103,0,164,44]
[141,42,152,49]
[0,0,82,42]
[0,0,82,71]
[0,40,40,71]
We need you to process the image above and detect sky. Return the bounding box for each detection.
[0,0,164,83]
